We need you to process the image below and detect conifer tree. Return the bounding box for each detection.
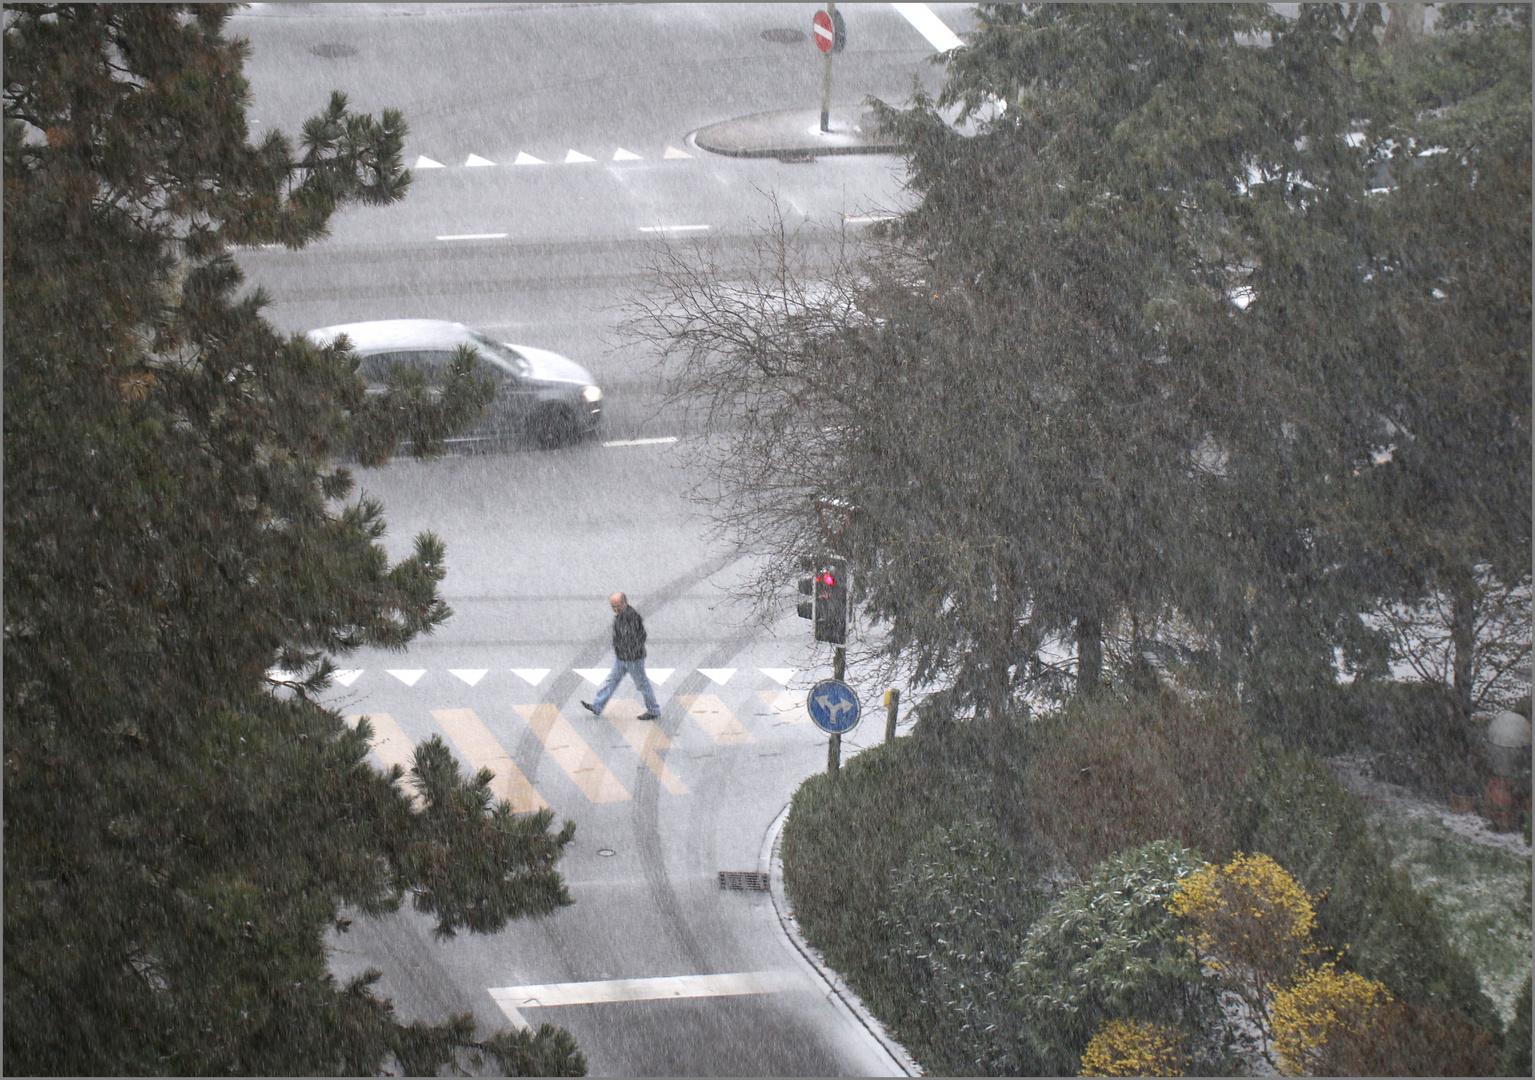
[3,6,582,1074]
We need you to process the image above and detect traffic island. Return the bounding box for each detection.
[689,107,900,161]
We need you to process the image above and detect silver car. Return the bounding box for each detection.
[305,319,602,449]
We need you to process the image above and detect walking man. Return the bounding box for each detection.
[583,592,661,720]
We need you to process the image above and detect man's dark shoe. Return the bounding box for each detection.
[638,711,660,721]
[581,701,600,715]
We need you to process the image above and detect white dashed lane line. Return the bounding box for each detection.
[413,146,693,170]
[435,232,508,241]
[602,436,678,448]
[638,224,709,234]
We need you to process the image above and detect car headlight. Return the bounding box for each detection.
[581,385,602,403]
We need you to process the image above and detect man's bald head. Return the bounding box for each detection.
[609,592,628,612]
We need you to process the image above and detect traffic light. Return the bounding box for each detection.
[797,571,815,621]
[815,558,849,645]
[796,559,849,644]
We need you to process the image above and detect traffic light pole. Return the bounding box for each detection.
[827,643,845,778]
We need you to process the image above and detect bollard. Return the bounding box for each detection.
[884,688,900,742]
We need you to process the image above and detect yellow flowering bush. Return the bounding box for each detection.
[1167,852,1318,1010]
[1269,965,1390,1076]
[1079,1018,1186,1077]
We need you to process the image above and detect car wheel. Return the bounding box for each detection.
[530,405,574,450]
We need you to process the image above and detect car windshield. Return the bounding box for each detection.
[470,332,530,376]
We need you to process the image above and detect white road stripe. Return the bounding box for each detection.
[891,3,964,52]
[843,214,898,224]
[638,225,709,234]
[436,232,507,241]
[414,155,445,169]
[489,971,799,1010]
[465,153,496,167]
[602,436,678,447]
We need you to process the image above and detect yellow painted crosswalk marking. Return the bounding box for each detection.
[757,689,809,724]
[344,712,422,802]
[513,704,631,803]
[677,694,755,745]
[430,709,548,814]
[605,700,688,795]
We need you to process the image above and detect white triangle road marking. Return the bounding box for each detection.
[647,668,673,685]
[759,668,795,686]
[387,669,426,687]
[449,669,488,686]
[513,151,546,165]
[574,668,611,686]
[663,145,693,159]
[414,155,445,169]
[334,669,364,687]
[612,147,642,161]
[698,668,735,686]
[511,668,550,686]
[564,149,595,163]
[465,154,496,167]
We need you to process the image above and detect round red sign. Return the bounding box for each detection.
[812,10,834,52]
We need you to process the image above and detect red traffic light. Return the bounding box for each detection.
[818,573,835,587]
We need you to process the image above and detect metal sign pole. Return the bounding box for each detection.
[827,644,845,777]
[819,3,836,132]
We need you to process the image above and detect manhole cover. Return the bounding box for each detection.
[596,848,616,857]
[309,42,358,59]
[761,28,806,44]
[718,870,771,891]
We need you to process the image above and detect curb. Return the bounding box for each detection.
[759,802,924,1077]
[688,108,902,160]
[689,132,904,160]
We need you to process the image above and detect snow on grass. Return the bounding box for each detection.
[1368,809,1532,1026]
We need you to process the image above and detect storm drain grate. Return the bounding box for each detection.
[718,871,771,891]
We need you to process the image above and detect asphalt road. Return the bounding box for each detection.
[230,5,969,1074]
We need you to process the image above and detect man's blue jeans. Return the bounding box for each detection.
[591,657,660,714]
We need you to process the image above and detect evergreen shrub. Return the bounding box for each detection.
[881,818,1052,1076]
[1022,689,1251,875]
[1352,679,1487,798]
[1228,738,1504,1039]
[1010,841,1226,1076]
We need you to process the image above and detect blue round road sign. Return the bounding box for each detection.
[807,679,860,735]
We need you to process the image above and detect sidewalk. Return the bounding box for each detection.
[690,106,901,161]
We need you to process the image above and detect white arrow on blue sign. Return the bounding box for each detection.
[807,679,860,735]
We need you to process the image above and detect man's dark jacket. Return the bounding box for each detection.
[613,606,647,661]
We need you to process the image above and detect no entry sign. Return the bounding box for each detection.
[813,9,835,52]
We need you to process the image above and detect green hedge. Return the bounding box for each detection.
[781,722,1003,1074]
[883,818,1051,1076]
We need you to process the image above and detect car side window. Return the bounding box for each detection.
[358,349,500,386]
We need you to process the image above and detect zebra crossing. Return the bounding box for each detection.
[339,671,815,812]
[312,666,800,689]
